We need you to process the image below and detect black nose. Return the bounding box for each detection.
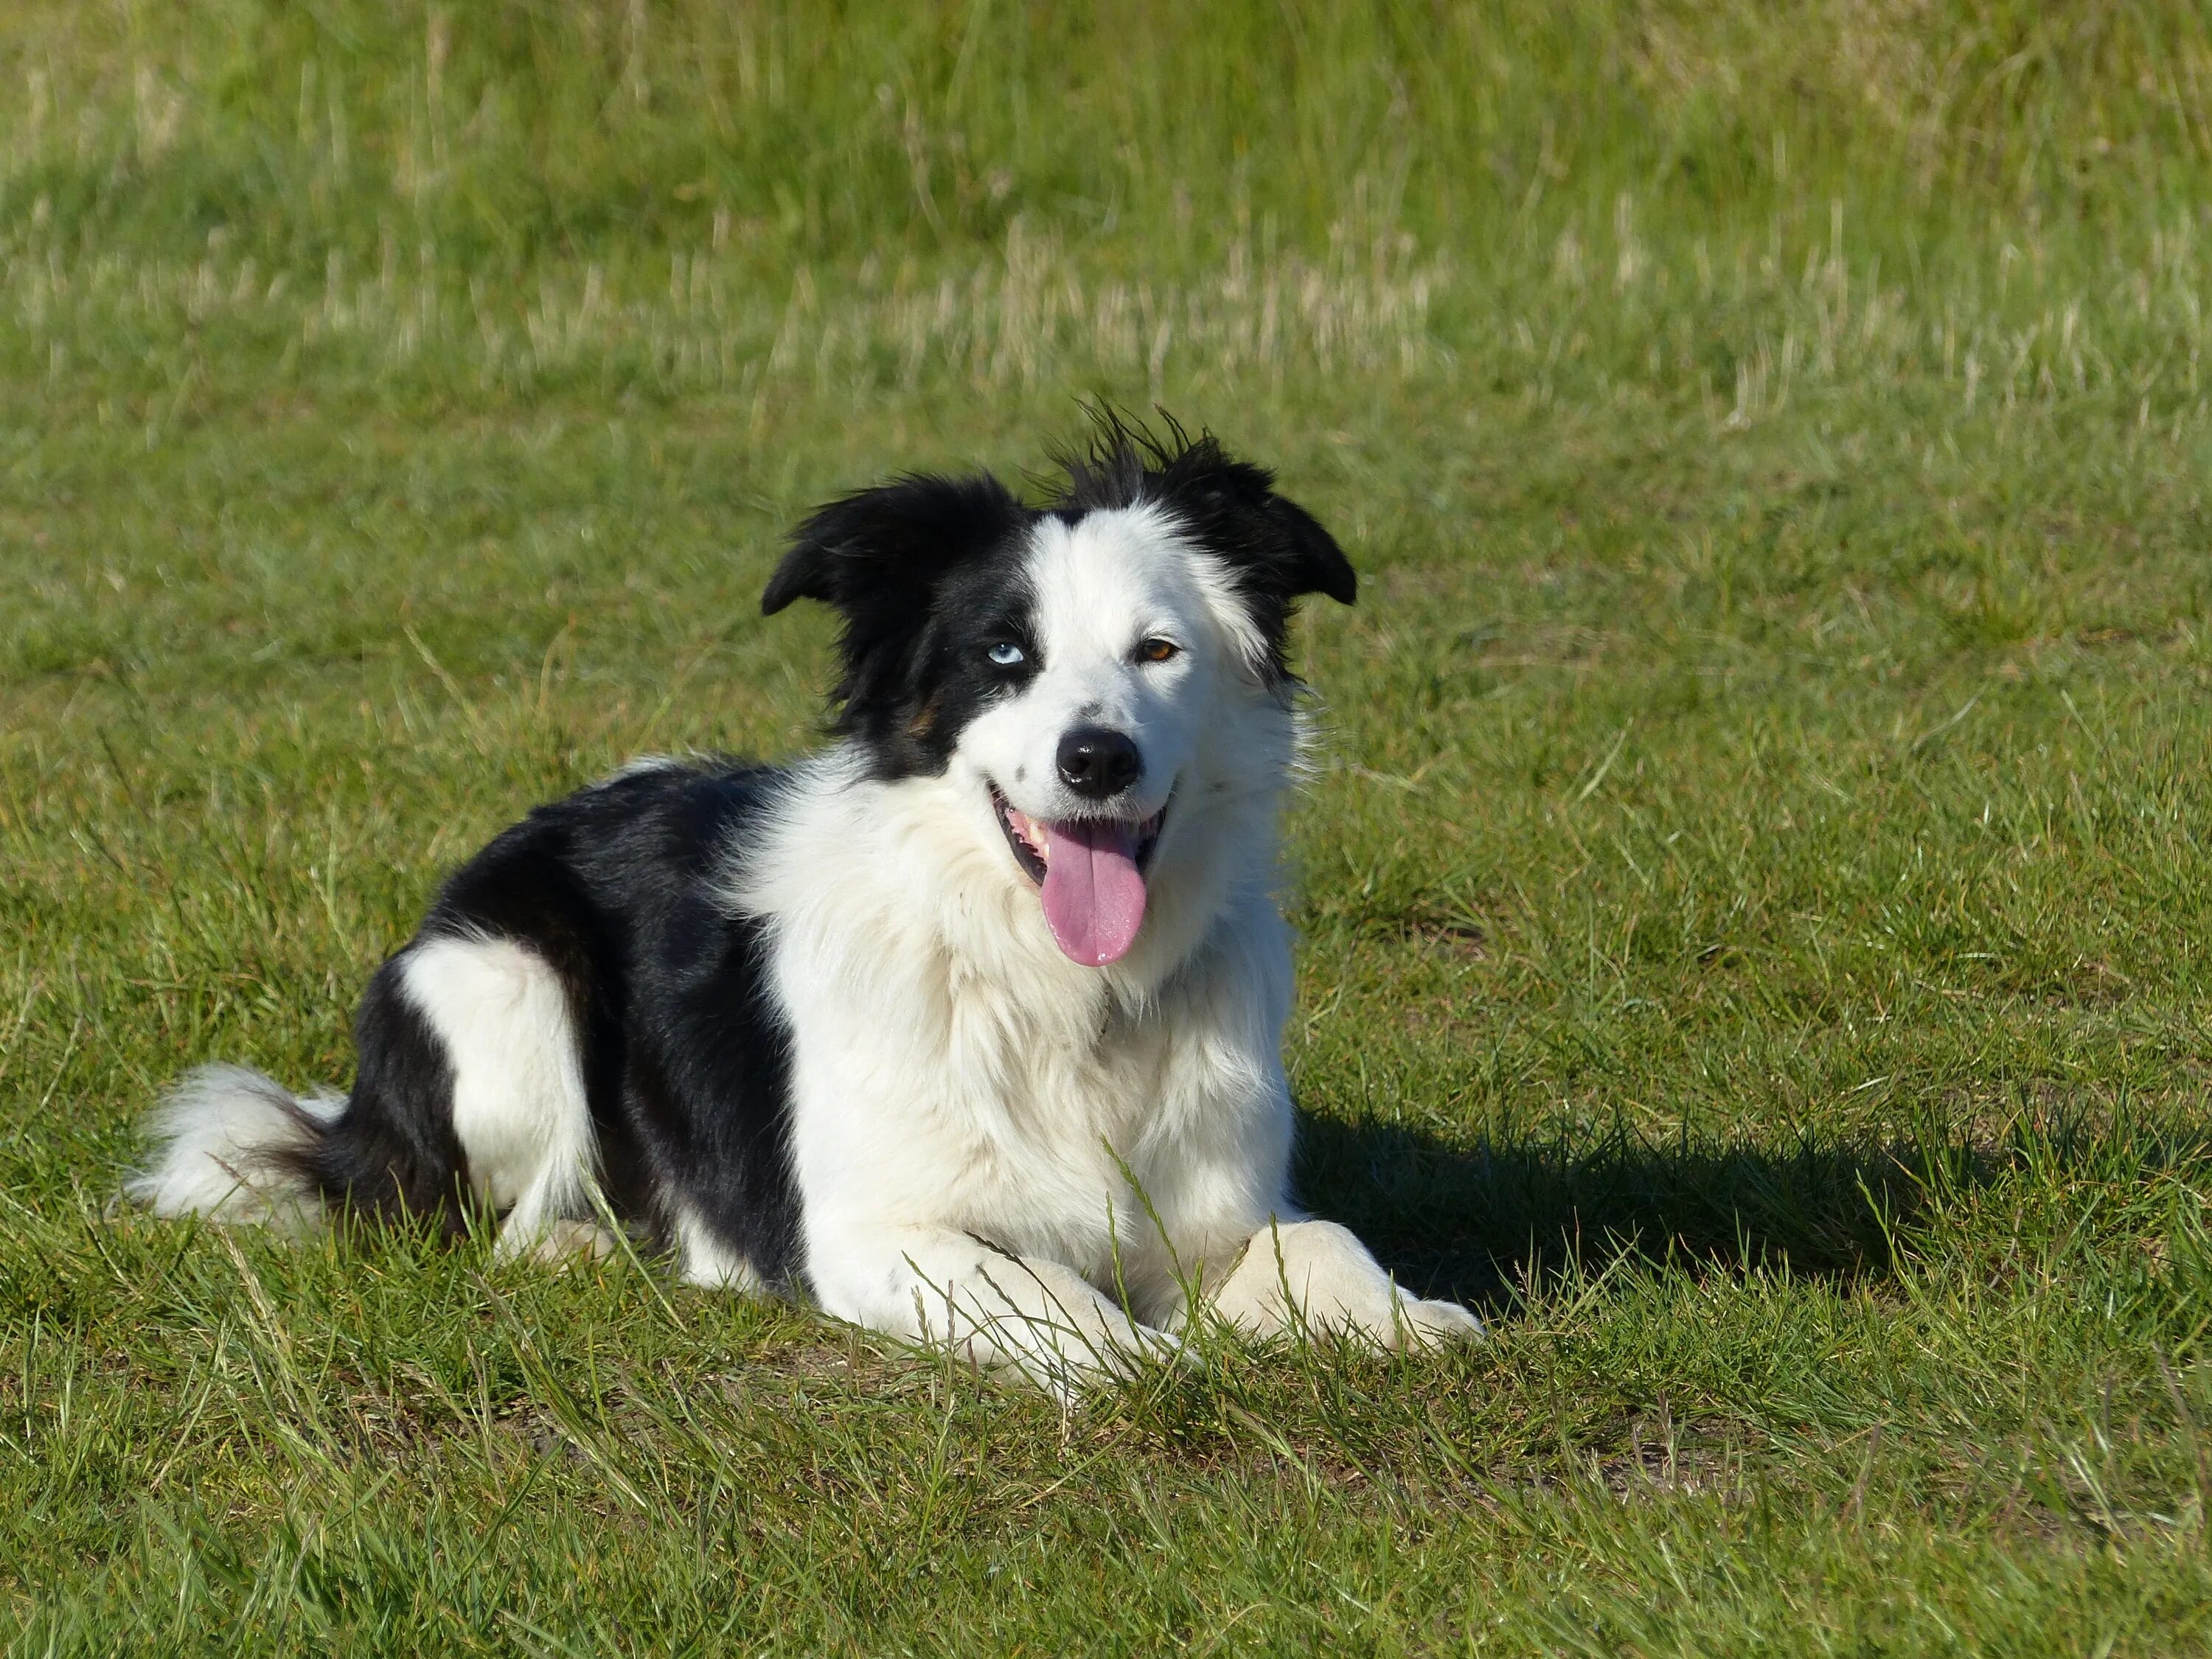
[1056,726,1141,800]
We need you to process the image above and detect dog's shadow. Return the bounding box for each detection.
[1292,1110,2017,1315]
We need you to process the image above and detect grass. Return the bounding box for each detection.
[7,0,2212,1650]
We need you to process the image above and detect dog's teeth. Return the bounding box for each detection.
[1005,806,1049,862]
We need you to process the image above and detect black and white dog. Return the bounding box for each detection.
[132,423,1481,1381]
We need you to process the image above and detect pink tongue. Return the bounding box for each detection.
[1039,820,1148,966]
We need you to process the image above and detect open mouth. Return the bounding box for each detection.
[990,785,1166,967]
[990,787,1165,883]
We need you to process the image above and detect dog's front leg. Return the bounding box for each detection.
[1198,1220,1484,1350]
[810,1226,1178,1389]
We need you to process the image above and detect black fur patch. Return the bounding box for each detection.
[275,959,471,1233]
[286,761,804,1284]
[764,473,1039,779]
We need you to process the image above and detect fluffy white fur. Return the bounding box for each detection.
[731,507,1480,1378]
[125,1063,341,1227]
[399,936,599,1260]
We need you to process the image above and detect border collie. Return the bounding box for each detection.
[130,421,1481,1383]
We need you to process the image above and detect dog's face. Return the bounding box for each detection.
[762,428,1354,967]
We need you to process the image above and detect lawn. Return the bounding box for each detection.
[7,1,2212,1651]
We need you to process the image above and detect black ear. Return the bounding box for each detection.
[761,472,1029,618]
[1059,418,1356,612]
[1250,490,1357,607]
[763,472,1032,736]
[1158,441,1356,610]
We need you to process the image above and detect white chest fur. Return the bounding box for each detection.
[737,753,1297,1307]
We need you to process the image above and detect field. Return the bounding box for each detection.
[8,1,2212,1650]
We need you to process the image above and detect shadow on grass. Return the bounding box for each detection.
[1291,1112,2010,1315]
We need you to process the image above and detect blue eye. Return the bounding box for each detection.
[987,642,1026,668]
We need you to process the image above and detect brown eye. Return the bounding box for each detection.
[1138,637,1178,664]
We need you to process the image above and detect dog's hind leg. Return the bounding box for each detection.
[398,934,599,1259]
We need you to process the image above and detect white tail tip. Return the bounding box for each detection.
[125,1063,341,1228]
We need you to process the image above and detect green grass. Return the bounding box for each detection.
[9,1,2212,1650]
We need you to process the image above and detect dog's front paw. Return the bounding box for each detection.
[1205,1220,1484,1352]
[514,1218,622,1269]
[1395,1293,1485,1349]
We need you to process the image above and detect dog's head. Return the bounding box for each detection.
[762,420,1354,968]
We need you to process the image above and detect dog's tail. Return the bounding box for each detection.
[125,1063,347,1229]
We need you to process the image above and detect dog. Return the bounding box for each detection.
[130,421,1482,1383]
